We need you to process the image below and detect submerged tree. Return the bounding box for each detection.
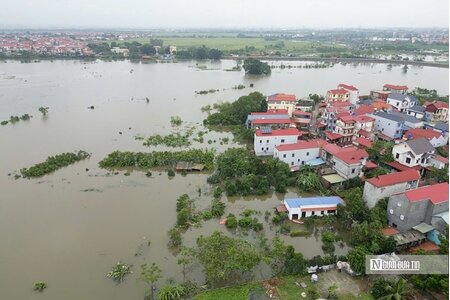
[38,106,49,116]
[140,263,163,300]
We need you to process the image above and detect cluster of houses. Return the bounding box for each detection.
[251,85,449,253]
[0,36,93,56]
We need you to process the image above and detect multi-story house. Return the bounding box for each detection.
[363,169,421,209]
[387,183,449,232]
[390,111,424,130]
[331,148,368,179]
[254,128,301,156]
[372,111,405,140]
[404,128,447,148]
[392,138,435,168]
[405,105,426,120]
[267,93,297,116]
[325,89,350,103]
[383,84,408,95]
[334,115,355,145]
[424,101,449,124]
[337,84,359,104]
[353,115,375,138]
[274,139,327,169]
[386,93,418,112]
[292,109,312,128]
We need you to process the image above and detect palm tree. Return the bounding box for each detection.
[378,278,410,300]
[158,285,185,300]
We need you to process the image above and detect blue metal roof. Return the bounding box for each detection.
[285,196,343,208]
[305,158,326,166]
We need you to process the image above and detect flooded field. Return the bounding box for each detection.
[0,59,448,299]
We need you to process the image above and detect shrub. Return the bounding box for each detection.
[290,230,311,237]
[168,228,182,248]
[0,120,8,125]
[225,214,237,229]
[168,169,175,177]
[238,216,253,228]
[210,199,225,217]
[107,262,132,283]
[202,210,213,220]
[33,282,47,292]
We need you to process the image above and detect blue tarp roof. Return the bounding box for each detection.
[305,158,326,166]
[285,196,343,208]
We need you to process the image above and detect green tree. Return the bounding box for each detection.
[38,106,49,116]
[429,166,449,183]
[243,58,271,75]
[167,228,182,248]
[208,48,223,60]
[297,172,322,192]
[378,278,410,300]
[196,231,261,285]
[141,44,156,55]
[347,246,369,274]
[140,263,163,300]
[177,247,196,282]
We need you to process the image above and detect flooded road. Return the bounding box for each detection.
[0,59,448,299]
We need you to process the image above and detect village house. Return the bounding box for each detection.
[383,84,408,95]
[321,144,357,163]
[274,139,327,170]
[429,154,449,169]
[267,93,297,116]
[283,196,344,220]
[353,115,375,137]
[404,128,447,148]
[333,115,355,145]
[320,102,354,131]
[110,47,129,57]
[330,148,368,179]
[405,104,426,120]
[424,101,449,123]
[352,137,373,149]
[392,138,435,168]
[389,111,424,130]
[246,109,290,128]
[363,169,421,209]
[253,127,301,156]
[387,183,449,232]
[386,93,418,112]
[370,90,391,101]
[372,111,405,140]
[425,122,449,144]
[325,89,350,103]
[292,109,312,128]
[337,84,359,104]
[295,100,315,112]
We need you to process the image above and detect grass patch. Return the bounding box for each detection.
[194,283,260,300]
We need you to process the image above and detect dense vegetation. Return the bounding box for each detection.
[20,151,90,178]
[98,149,215,170]
[412,87,449,104]
[176,46,223,60]
[242,58,271,75]
[367,140,394,163]
[207,148,292,196]
[203,92,267,126]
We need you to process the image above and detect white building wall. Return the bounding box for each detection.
[274,147,321,168]
[373,116,401,139]
[267,102,295,116]
[254,134,298,156]
[363,180,418,209]
[283,201,338,220]
[331,158,365,179]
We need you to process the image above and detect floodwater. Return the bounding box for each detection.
[0,59,448,300]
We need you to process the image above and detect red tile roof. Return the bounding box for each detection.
[276,139,328,151]
[322,144,357,155]
[339,115,356,124]
[324,131,343,140]
[255,128,301,137]
[384,84,408,90]
[358,129,371,138]
[354,137,373,148]
[366,169,421,187]
[338,84,358,91]
[331,101,353,107]
[328,89,349,95]
[432,155,449,164]
[267,93,296,102]
[293,110,312,117]
[408,241,440,253]
[382,227,400,236]
[404,128,442,141]
[333,149,368,164]
[404,183,449,204]
[355,105,375,116]
[353,115,375,123]
[251,109,289,115]
[385,161,422,172]
[365,160,378,169]
[425,101,449,111]
[252,119,293,125]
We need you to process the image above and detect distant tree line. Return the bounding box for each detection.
[176,46,223,60]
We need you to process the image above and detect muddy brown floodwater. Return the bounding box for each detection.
[0,59,447,299]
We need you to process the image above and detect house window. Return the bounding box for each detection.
[291,162,294,166]
[302,161,305,165]
[311,211,315,216]
[261,148,264,151]
[406,157,411,164]
[321,211,324,215]
[259,140,262,143]
[306,152,309,156]
[327,210,336,214]
[266,140,269,143]
[351,168,355,174]
[283,154,286,158]
[298,159,300,162]
[281,139,285,143]
[266,147,269,151]
[292,153,295,157]
[392,223,397,228]
[395,153,399,159]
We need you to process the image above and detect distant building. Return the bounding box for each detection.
[325,89,350,103]
[274,139,327,169]
[383,84,408,95]
[392,138,435,168]
[267,93,297,116]
[363,169,421,209]
[254,128,301,156]
[169,45,177,55]
[424,101,449,124]
[370,90,391,101]
[386,93,418,112]
[337,84,359,104]
[429,155,449,169]
[424,122,449,144]
[292,110,312,128]
[111,47,129,57]
[387,183,449,232]
[283,196,344,220]
[246,109,290,128]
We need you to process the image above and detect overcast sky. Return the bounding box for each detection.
[0,0,448,29]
